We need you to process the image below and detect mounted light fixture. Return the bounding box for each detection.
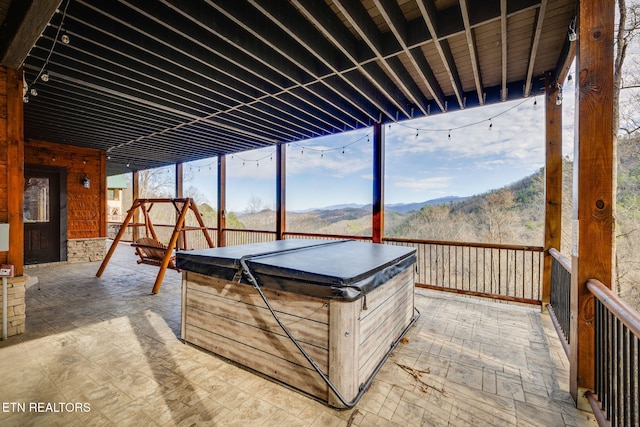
[568,16,577,42]
[80,174,90,189]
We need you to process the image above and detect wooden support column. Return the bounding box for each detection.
[132,170,140,241]
[543,71,563,309]
[217,155,226,247]
[175,163,184,198]
[276,144,286,240]
[99,152,107,238]
[6,68,24,276]
[569,0,614,408]
[175,162,184,248]
[372,122,385,243]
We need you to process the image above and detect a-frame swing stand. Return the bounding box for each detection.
[97,198,214,294]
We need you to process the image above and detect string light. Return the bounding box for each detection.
[290,132,370,156]
[24,0,71,103]
[396,96,536,137]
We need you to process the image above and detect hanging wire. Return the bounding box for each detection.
[395,96,534,134]
[290,132,371,155]
[31,0,71,86]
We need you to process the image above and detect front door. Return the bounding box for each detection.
[24,168,61,264]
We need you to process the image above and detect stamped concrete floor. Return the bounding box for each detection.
[0,242,596,426]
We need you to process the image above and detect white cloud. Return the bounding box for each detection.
[390,175,452,190]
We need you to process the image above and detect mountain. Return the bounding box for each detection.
[295,196,468,214]
[387,196,469,214]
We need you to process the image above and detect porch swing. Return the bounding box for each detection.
[96,198,215,294]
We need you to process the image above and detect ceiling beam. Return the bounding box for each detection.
[0,0,61,68]
[372,0,434,115]
[159,0,374,127]
[459,0,484,105]
[417,0,465,110]
[501,0,508,101]
[332,0,415,118]
[288,0,404,121]
[524,0,548,96]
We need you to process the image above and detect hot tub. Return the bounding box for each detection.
[176,239,417,408]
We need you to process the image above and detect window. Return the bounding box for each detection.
[24,178,50,222]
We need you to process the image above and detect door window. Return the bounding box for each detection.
[24,178,50,223]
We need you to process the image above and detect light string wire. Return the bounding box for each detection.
[186,131,372,171]
[29,0,71,90]
[393,96,534,134]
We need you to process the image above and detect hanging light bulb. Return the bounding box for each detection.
[23,94,29,103]
[40,71,50,82]
[30,87,38,96]
[61,33,70,44]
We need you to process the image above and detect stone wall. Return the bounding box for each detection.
[67,238,106,263]
[0,276,26,337]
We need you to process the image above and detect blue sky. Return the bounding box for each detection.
[181,77,576,213]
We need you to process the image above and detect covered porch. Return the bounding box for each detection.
[0,0,632,424]
[0,242,593,426]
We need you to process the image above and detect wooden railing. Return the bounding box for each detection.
[283,231,372,242]
[384,237,543,305]
[106,224,543,303]
[549,248,571,357]
[587,278,640,427]
[223,228,276,246]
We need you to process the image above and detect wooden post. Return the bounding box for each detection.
[7,68,24,277]
[99,152,107,238]
[372,122,384,243]
[96,199,140,277]
[217,155,226,247]
[276,144,286,240]
[175,162,184,249]
[570,0,614,409]
[132,170,140,241]
[151,198,191,294]
[543,71,563,310]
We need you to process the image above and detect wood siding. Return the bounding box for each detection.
[24,140,106,239]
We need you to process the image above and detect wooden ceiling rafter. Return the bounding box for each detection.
[11,0,577,175]
[459,0,484,105]
[161,0,375,129]
[501,0,509,101]
[416,0,465,110]
[331,0,417,118]
[289,0,402,122]
[524,0,548,96]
